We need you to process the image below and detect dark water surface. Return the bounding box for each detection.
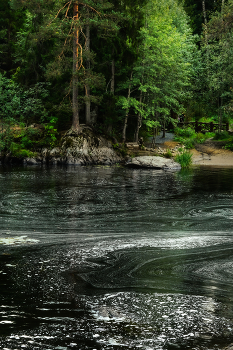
[1,165,233,350]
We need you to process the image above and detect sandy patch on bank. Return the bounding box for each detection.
[191,148,233,166]
[129,138,233,167]
[164,140,233,167]
[163,141,233,167]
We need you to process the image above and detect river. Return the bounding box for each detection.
[0,165,233,350]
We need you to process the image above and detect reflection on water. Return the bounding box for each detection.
[0,165,233,349]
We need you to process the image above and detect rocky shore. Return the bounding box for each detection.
[1,127,233,168]
[0,127,123,166]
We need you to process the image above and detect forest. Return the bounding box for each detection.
[0,0,233,154]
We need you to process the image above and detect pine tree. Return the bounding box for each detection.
[11,0,118,129]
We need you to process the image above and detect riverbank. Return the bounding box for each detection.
[191,148,233,166]
[1,126,233,168]
[160,140,233,167]
[0,126,124,166]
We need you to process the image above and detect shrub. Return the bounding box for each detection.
[224,141,233,151]
[40,123,58,148]
[212,132,233,150]
[195,132,205,142]
[174,127,196,149]
[204,132,215,139]
[10,142,35,158]
[174,126,215,149]
[174,127,195,138]
[19,127,41,149]
[214,131,230,140]
[183,139,195,149]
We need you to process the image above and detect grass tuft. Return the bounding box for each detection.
[175,150,192,168]
[163,149,173,158]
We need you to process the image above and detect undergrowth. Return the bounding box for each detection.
[10,142,36,158]
[213,131,233,150]
[174,127,215,149]
[0,120,59,157]
[112,143,128,157]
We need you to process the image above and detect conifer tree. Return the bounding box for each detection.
[11,0,118,129]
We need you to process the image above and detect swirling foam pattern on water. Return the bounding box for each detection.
[1,166,233,349]
[1,234,233,349]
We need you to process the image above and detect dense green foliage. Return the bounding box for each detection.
[213,131,233,151]
[174,127,215,148]
[184,0,233,125]
[0,0,232,153]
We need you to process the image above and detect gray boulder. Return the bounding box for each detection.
[56,128,122,165]
[36,127,123,166]
[24,157,42,165]
[126,156,181,170]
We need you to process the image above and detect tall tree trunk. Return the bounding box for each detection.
[122,71,133,143]
[220,97,223,131]
[202,0,207,25]
[162,117,166,138]
[202,0,208,43]
[107,51,115,134]
[222,0,225,11]
[72,2,80,130]
[7,20,12,72]
[202,0,210,77]
[110,58,115,95]
[134,91,143,143]
[85,19,91,125]
[218,96,220,133]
